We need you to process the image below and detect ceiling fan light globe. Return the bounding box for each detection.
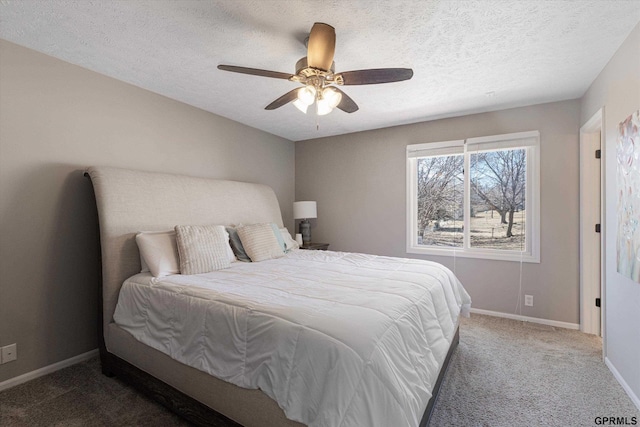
[316,98,333,116]
[298,85,317,105]
[293,99,308,114]
[322,87,342,109]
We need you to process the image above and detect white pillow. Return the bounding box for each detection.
[136,231,180,278]
[137,229,235,277]
[237,223,285,262]
[175,225,231,275]
[140,254,150,273]
[279,228,300,251]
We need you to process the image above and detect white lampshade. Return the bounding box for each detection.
[293,99,308,114]
[293,201,317,219]
[322,87,342,108]
[297,85,317,105]
[316,98,333,116]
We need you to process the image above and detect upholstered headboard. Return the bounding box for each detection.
[85,166,284,346]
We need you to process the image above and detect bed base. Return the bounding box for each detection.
[100,326,459,427]
[419,327,459,427]
[102,351,240,426]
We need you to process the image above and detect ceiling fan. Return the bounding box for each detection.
[217,23,413,116]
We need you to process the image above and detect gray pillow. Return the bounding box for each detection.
[226,226,252,262]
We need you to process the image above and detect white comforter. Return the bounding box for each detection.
[114,250,471,427]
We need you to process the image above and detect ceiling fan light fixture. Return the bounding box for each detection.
[322,87,342,109]
[218,23,413,116]
[293,99,309,114]
[316,98,333,116]
[297,85,317,105]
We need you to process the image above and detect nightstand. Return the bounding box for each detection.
[300,243,330,251]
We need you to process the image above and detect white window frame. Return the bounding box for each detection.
[406,131,540,263]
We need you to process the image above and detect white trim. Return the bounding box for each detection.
[600,110,606,359]
[582,108,604,132]
[470,308,580,330]
[463,147,471,252]
[406,149,417,252]
[406,139,464,153]
[466,130,540,145]
[406,245,539,262]
[530,143,541,263]
[579,108,603,337]
[605,357,640,412]
[0,349,98,392]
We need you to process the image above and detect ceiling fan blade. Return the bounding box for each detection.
[307,23,335,71]
[218,65,294,80]
[338,68,414,85]
[265,89,300,110]
[332,87,359,113]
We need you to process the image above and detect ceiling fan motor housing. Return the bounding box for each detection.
[295,57,335,77]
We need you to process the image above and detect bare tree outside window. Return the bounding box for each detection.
[469,149,526,250]
[415,149,527,251]
[416,155,463,247]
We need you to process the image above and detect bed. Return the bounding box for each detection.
[85,166,471,427]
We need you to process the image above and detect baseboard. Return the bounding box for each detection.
[470,308,580,330]
[605,357,640,412]
[0,348,98,392]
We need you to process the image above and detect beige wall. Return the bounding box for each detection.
[296,99,581,324]
[0,40,294,383]
[581,23,640,406]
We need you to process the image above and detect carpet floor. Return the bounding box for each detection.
[429,314,638,426]
[1,314,638,426]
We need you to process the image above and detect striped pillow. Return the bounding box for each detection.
[175,225,231,275]
[237,223,285,262]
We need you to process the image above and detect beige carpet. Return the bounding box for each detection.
[1,314,638,426]
[430,314,639,426]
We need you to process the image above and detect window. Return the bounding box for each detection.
[406,131,540,262]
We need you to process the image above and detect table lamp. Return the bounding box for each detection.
[293,201,317,245]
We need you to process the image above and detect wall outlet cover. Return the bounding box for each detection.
[1,343,17,363]
[524,295,534,307]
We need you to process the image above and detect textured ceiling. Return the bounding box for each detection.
[1,0,639,141]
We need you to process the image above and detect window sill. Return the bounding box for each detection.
[406,245,540,263]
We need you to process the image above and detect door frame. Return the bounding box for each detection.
[579,108,605,346]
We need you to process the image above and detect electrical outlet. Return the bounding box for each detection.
[524,295,533,307]
[1,343,17,364]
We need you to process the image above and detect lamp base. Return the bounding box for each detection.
[299,220,311,244]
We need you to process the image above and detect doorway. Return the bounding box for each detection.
[579,108,604,338]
